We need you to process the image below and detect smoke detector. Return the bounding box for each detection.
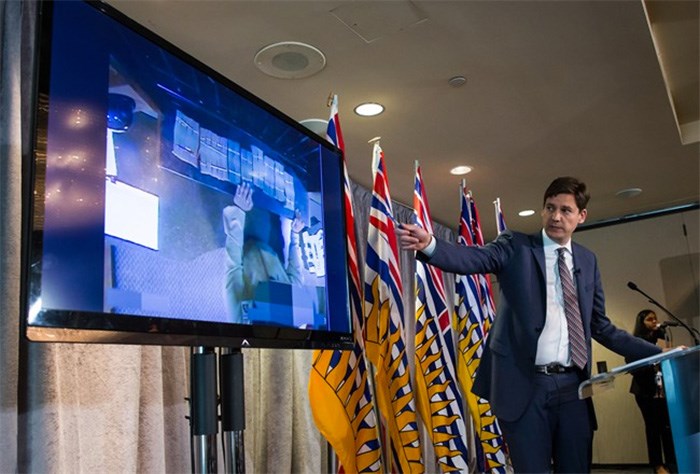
[448,75,467,87]
[615,188,642,199]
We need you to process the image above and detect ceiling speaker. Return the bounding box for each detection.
[254,41,326,79]
[299,118,329,136]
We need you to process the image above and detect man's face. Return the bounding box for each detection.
[541,193,587,244]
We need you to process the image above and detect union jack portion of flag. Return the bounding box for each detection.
[309,95,382,473]
[412,163,470,472]
[454,184,508,473]
[326,94,345,152]
[364,143,423,473]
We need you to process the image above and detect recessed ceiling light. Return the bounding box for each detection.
[615,187,642,199]
[449,165,472,175]
[518,209,536,217]
[354,102,384,117]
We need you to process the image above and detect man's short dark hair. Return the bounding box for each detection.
[543,177,590,211]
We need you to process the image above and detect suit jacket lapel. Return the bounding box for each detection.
[530,232,545,280]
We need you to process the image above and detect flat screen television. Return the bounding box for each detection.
[22,0,353,349]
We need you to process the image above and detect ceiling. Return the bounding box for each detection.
[106,0,699,240]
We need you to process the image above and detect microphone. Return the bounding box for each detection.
[627,280,700,345]
[573,268,581,275]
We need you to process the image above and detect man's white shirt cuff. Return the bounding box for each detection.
[422,235,437,257]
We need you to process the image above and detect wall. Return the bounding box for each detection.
[574,208,699,464]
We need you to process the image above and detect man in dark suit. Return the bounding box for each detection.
[397,177,661,473]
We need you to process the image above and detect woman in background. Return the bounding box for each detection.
[630,309,676,474]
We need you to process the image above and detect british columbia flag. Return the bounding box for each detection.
[308,95,382,472]
[364,142,423,473]
[412,162,470,472]
[454,183,508,473]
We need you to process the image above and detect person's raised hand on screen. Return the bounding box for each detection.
[396,223,432,252]
[291,209,305,234]
[233,183,253,212]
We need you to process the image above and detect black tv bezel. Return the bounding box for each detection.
[21,0,353,350]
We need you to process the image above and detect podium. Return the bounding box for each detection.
[579,345,700,473]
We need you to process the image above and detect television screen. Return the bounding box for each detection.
[22,0,353,349]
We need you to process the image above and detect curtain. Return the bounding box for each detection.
[0,4,458,472]
[1,0,35,470]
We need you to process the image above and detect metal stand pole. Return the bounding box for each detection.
[189,346,219,474]
[220,348,246,474]
[326,443,337,473]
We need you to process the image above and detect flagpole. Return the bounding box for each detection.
[414,160,419,227]
[317,94,339,474]
[494,197,503,234]
[322,93,339,474]
[494,197,500,233]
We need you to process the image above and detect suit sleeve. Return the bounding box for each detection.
[419,230,516,275]
[588,256,662,361]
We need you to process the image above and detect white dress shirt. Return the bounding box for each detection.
[423,230,578,366]
[536,229,577,366]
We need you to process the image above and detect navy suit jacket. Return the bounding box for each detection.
[421,230,661,423]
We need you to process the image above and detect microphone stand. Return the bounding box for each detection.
[629,283,700,345]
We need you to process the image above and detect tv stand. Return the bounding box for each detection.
[220,348,246,473]
[189,347,218,473]
[189,347,246,474]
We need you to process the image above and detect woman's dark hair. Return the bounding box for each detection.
[633,309,656,337]
[543,177,590,211]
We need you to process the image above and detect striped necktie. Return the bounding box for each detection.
[557,247,587,369]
